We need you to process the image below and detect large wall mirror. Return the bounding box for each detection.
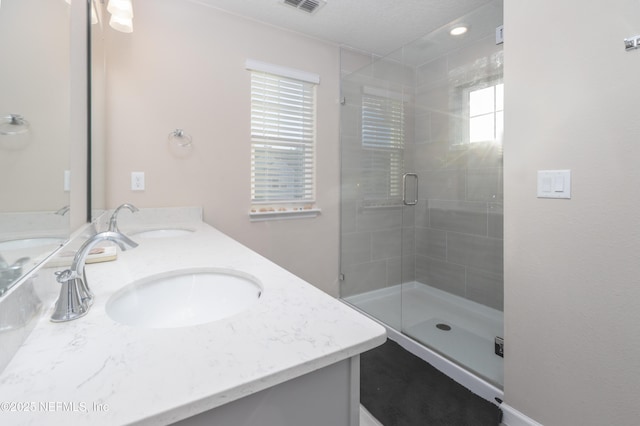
[0,0,89,297]
[0,0,73,296]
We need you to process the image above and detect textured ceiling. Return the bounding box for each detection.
[186,0,497,57]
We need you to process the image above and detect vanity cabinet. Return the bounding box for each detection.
[175,358,360,426]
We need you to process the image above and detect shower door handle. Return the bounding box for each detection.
[402,173,418,206]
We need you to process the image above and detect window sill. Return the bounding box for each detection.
[359,200,404,212]
[249,208,322,222]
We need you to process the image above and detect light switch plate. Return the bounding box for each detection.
[537,170,571,199]
[496,25,504,45]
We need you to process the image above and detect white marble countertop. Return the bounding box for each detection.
[0,220,386,425]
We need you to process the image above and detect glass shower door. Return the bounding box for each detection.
[338,59,406,331]
[399,2,505,387]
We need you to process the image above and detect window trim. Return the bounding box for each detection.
[246,59,320,85]
[452,76,504,148]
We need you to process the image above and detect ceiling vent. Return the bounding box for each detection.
[282,0,327,14]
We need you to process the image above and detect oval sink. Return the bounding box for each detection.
[0,237,64,250]
[131,228,194,239]
[106,268,262,328]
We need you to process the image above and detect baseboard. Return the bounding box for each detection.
[501,404,543,426]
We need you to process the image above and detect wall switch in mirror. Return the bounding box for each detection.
[131,172,145,191]
[64,170,71,192]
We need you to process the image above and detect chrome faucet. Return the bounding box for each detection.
[108,203,138,233]
[51,231,138,322]
[0,255,30,295]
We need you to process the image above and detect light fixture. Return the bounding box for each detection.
[107,0,133,33]
[450,25,469,36]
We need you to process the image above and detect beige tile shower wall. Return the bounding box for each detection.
[413,33,504,310]
[105,0,340,295]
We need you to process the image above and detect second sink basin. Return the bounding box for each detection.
[106,268,262,328]
[131,228,194,239]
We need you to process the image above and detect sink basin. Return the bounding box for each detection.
[131,228,194,239]
[105,268,262,328]
[0,237,64,250]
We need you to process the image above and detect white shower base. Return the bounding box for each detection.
[345,281,504,404]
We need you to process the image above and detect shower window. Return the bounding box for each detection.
[248,68,317,214]
[468,82,503,143]
[361,92,405,205]
[453,80,504,146]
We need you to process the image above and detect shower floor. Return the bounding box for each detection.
[345,281,504,388]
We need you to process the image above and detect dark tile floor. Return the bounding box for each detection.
[361,339,502,426]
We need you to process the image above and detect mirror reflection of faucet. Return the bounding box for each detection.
[55,205,70,216]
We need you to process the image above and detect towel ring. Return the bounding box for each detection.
[168,129,193,148]
[0,114,30,136]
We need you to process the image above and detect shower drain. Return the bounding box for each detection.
[436,323,452,331]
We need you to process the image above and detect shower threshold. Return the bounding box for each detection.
[344,281,504,396]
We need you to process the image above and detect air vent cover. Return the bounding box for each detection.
[282,0,327,14]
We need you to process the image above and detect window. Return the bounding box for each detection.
[247,60,319,219]
[466,82,504,144]
[361,92,405,205]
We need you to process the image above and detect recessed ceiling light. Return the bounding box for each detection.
[450,25,469,36]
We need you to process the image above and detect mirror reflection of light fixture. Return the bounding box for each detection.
[109,13,133,32]
[107,0,133,33]
[450,24,469,36]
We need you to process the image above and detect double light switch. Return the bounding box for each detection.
[537,170,571,199]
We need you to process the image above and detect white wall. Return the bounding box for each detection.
[105,0,341,295]
[504,1,640,425]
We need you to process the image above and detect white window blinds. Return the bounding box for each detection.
[362,94,405,202]
[250,70,317,206]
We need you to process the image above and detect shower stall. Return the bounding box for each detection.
[339,1,504,400]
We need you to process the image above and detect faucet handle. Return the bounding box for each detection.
[55,269,76,283]
[55,269,93,306]
[50,273,90,322]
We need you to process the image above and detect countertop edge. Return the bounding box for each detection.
[145,331,387,425]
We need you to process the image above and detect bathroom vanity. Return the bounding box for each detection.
[0,210,386,425]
